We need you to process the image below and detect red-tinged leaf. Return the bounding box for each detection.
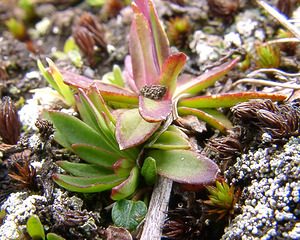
[53,174,125,193]
[72,143,119,168]
[130,7,159,88]
[178,92,287,109]
[61,70,93,88]
[148,149,219,185]
[132,0,169,73]
[123,56,139,93]
[159,53,187,96]
[178,107,230,134]
[113,158,135,178]
[116,108,161,150]
[111,167,139,200]
[139,96,172,122]
[62,70,138,105]
[147,0,169,68]
[56,161,113,177]
[175,58,240,96]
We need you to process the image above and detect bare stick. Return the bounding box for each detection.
[256,0,300,39]
[140,176,173,240]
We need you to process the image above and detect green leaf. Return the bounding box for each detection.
[178,92,287,108]
[148,126,190,150]
[175,58,240,96]
[103,65,125,87]
[37,59,60,93]
[56,161,114,177]
[26,215,45,240]
[46,58,75,107]
[141,157,157,186]
[116,109,160,150]
[111,167,139,200]
[77,89,120,153]
[112,199,147,231]
[64,37,83,68]
[46,233,66,240]
[147,149,219,185]
[48,111,115,152]
[86,0,105,6]
[71,144,119,168]
[53,174,125,193]
[177,107,230,134]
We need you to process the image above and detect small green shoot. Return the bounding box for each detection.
[26,215,65,240]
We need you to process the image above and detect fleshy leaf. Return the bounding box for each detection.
[178,107,230,134]
[71,144,119,169]
[147,149,219,185]
[48,111,115,152]
[175,58,240,96]
[130,5,159,88]
[134,0,169,68]
[62,70,138,105]
[179,92,287,108]
[139,96,172,122]
[148,128,190,150]
[116,108,160,150]
[56,161,113,177]
[141,156,157,186]
[47,233,66,240]
[159,53,187,96]
[26,215,45,240]
[53,174,125,193]
[112,199,147,231]
[111,167,139,200]
[113,158,135,178]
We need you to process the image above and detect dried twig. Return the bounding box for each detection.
[256,0,300,39]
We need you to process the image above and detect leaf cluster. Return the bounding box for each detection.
[39,0,287,206]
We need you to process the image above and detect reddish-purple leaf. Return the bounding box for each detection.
[62,70,138,105]
[123,56,139,93]
[130,5,159,88]
[139,96,172,122]
[116,108,161,150]
[134,0,169,68]
[159,53,187,96]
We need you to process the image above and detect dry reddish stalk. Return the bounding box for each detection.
[0,96,21,145]
[8,149,36,190]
